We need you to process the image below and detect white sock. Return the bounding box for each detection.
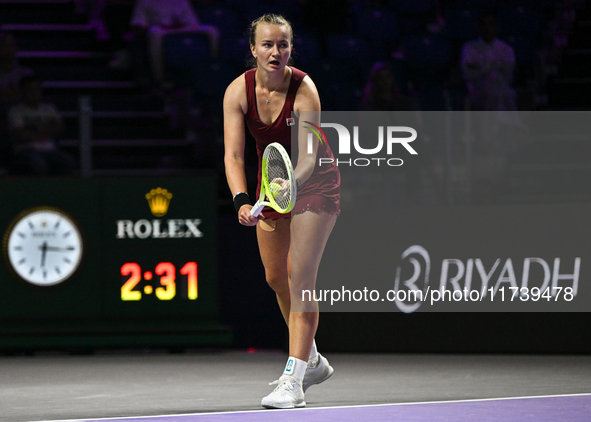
[283,356,307,384]
[308,339,318,366]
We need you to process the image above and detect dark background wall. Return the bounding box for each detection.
[217,214,591,354]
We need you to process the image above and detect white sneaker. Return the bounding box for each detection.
[303,353,334,392]
[261,375,306,409]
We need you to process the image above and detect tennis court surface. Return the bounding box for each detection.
[1,351,590,422]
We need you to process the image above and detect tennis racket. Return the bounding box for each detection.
[250,142,297,217]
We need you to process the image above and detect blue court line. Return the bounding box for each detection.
[35,393,591,422]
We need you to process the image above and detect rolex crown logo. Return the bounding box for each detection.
[146,187,173,217]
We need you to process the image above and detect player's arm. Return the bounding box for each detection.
[293,75,321,188]
[223,76,258,226]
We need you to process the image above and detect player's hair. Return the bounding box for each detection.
[247,14,295,68]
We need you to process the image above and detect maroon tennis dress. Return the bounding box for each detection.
[244,66,340,220]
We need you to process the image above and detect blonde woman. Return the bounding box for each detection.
[223,14,340,409]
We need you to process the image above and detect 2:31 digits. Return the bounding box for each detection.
[121,262,197,301]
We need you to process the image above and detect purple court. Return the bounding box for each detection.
[41,394,591,422]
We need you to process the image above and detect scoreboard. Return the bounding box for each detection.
[0,177,230,351]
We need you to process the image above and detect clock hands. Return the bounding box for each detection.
[44,246,75,252]
[40,241,47,267]
[38,245,75,252]
[38,243,75,267]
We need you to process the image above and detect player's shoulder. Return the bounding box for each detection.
[290,67,317,95]
[225,72,246,96]
[300,74,317,92]
[224,71,249,111]
[294,69,319,102]
[294,77,320,112]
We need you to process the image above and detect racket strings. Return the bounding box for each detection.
[266,147,292,210]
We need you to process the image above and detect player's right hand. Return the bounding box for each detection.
[238,204,259,226]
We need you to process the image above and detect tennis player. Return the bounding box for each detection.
[223,14,340,409]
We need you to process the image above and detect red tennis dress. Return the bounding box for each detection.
[244,66,340,220]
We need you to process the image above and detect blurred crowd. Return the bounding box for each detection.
[0,0,585,193]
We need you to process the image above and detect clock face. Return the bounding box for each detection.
[4,208,83,286]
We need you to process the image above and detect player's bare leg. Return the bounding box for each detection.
[256,218,291,323]
[289,211,337,360]
[260,212,336,408]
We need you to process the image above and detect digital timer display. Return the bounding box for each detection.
[0,177,230,350]
[121,261,198,301]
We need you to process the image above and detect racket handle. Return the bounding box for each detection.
[250,202,264,217]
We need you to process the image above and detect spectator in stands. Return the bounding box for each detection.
[461,11,517,111]
[7,76,75,176]
[461,12,529,203]
[0,32,35,170]
[75,0,109,41]
[129,0,220,86]
[360,62,414,111]
[0,33,34,109]
[360,62,434,203]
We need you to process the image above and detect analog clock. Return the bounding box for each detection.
[3,208,83,286]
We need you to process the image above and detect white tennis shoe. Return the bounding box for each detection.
[261,375,306,409]
[303,353,334,392]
